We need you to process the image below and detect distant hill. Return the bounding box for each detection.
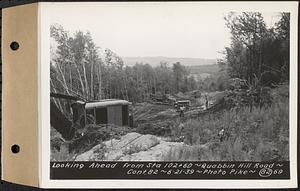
[187,64,220,74]
[122,56,217,67]
[187,64,221,80]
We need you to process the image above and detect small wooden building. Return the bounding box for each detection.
[72,99,131,127]
[86,99,131,126]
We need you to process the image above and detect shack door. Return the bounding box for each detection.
[122,105,129,126]
[107,105,122,126]
[95,107,107,124]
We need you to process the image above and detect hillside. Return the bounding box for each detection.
[187,64,221,80]
[187,64,220,74]
[122,56,217,67]
[51,84,289,162]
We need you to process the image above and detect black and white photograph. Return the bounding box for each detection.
[49,3,291,163]
[0,1,297,189]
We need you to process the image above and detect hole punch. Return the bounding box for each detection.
[10,41,20,51]
[11,144,20,154]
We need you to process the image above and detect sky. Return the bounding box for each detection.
[47,2,282,59]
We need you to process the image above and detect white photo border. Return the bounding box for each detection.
[39,1,298,188]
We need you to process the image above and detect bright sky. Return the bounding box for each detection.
[47,2,282,59]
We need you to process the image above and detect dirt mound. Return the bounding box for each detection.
[75,132,188,161]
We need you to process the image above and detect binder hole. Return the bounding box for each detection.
[11,144,20,154]
[10,41,19,51]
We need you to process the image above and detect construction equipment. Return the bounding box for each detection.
[174,100,191,111]
[50,92,132,140]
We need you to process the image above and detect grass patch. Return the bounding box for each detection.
[164,85,289,161]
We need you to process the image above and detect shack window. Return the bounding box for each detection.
[122,105,129,126]
[96,107,107,124]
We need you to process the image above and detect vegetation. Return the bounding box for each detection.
[51,124,131,160]
[51,12,290,162]
[222,12,290,85]
[51,25,198,117]
[164,84,289,161]
[163,12,290,161]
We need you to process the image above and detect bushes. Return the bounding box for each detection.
[136,121,172,136]
[165,84,289,161]
[183,119,214,145]
[163,145,200,161]
[51,124,132,161]
[51,142,77,161]
[163,144,221,161]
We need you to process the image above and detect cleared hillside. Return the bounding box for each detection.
[187,64,220,74]
[122,56,217,67]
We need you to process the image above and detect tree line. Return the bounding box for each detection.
[50,24,197,108]
[196,12,290,92]
[51,12,290,114]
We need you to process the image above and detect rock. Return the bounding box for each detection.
[75,132,189,161]
[119,141,185,161]
[76,132,161,161]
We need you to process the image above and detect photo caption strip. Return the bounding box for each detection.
[50,161,290,179]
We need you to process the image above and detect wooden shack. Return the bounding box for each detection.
[84,99,131,126]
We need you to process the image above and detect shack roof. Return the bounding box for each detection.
[85,99,131,109]
[176,100,191,103]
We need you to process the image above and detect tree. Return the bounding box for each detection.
[51,24,103,114]
[172,62,189,92]
[225,12,268,84]
[275,13,290,80]
[223,12,290,86]
[51,24,201,112]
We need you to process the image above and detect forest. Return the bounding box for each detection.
[50,25,197,105]
[51,12,289,103]
[51,12,290,162]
